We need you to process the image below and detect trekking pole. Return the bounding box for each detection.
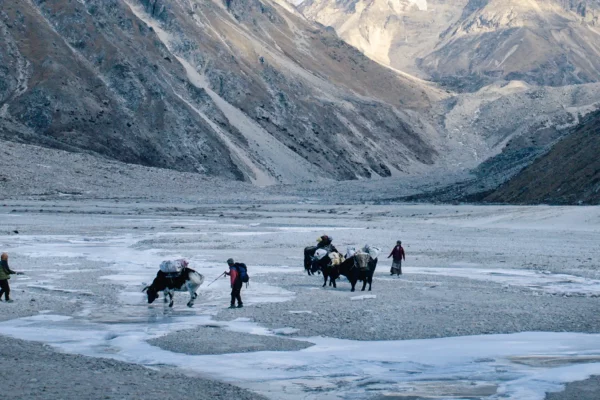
[207,272,226,287]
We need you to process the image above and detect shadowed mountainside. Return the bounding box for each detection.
[0,0,447,185]
[483,110,600,205]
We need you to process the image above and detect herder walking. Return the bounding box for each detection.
[0,253,24,303]
[224,258,248,308]
[388,241,406,276]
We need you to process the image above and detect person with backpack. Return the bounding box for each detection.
[388,241,406,276]
[0,253,24,303]
[224,258,248,308]
[316,235,338,253]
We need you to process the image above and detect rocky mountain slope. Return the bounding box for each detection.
[296,0,600,202]
[421,0,600,91]
[299,0,469,77]
[483,110,600,205]
[300,0,600,91]
[0,0,458,185]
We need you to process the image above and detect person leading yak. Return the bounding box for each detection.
[388,241,406,276]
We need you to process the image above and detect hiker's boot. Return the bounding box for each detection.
[237,303,243,308]
[228,304,236,309]
[6,299,13,303]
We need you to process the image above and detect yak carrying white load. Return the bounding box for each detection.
[354,251,371,270]
[353,245,380,270]
[314,248,329,261]
[346,246,357,259]
[363,245,380,260]
[159,259,189,276]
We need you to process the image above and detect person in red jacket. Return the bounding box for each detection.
[224,258,244,308]
[388,241,406,276]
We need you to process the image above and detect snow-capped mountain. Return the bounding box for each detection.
[300,0,600,90]
[299,0,462,77]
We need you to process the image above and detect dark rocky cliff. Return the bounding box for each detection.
[484,110,600,205]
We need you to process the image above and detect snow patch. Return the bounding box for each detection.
[272,327,300,335]
[350,294,376,300]
[412,267,600,297]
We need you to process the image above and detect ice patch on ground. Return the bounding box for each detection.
[1,315,599,400]
[350,294,376,300]
[411,266,600,296]
[272,327,300,335]
[423,206,600,232]
[26,284,94,296]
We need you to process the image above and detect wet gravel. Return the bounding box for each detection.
[0,336,265,400]
[2,202,600,400]
[149,326,313,355]
[545,375,600,400]
[216,272,600,341]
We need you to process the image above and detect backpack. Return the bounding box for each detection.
[237,263,249,283]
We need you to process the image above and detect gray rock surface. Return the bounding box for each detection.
[301,0,600,90]
[149,326,313,355]
[215,272,600,341]
[484,110,600,205]
[0,336,265,400]
[545,375,600,400]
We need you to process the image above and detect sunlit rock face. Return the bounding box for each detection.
[300,0,600,91]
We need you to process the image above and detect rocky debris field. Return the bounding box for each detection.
[0,336,265,400]
[215,272,600,341]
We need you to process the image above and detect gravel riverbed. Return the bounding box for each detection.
[0,201,599,399]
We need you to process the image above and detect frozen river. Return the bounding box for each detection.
[1,201,599,399]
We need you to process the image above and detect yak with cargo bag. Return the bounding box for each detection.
[311,249,343,288]
[144,259,204,307]
[338,245,379,292]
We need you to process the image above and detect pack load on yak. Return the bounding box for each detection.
[314,248,329,261]
[354,251,371,271]
[159,259,188,277]
[329,251,344,266]
[362,245,381,260]
[346,246,357,259]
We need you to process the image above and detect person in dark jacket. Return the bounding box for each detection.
[387,241,406,276]
[224,258,244,308]
[0,253,23,303]
[316,235,338,253]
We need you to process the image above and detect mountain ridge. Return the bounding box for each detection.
[300,0,600,91]
[1,0,454,185]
